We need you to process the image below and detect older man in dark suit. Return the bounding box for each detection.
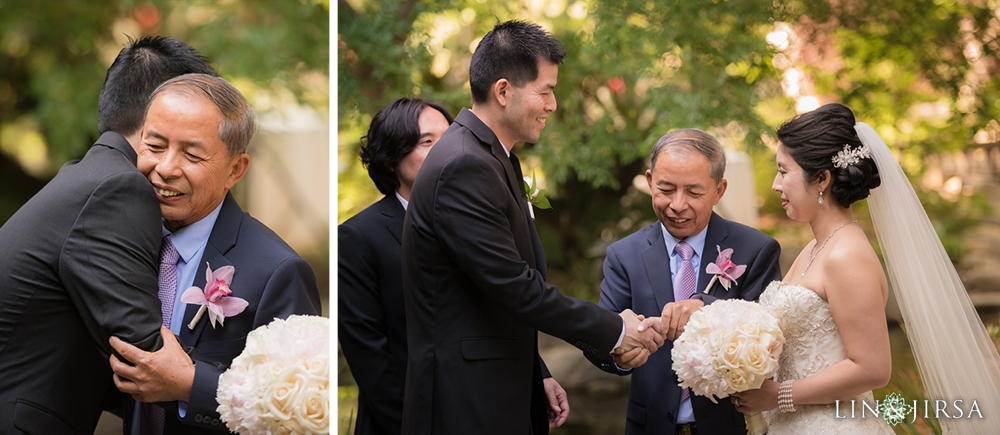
[0,37,214,434]
[400,20,665,435]
[594,129,782,435]
[107,74,321,435]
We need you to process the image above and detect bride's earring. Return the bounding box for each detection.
[818,190,824,205]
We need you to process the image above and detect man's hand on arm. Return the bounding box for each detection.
[109,326,195,403]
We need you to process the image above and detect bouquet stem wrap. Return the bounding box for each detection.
[745,411,766,435]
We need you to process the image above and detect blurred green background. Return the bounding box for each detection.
[0,2,329,430]
[339,0,1000,433]
[0,0,329,223]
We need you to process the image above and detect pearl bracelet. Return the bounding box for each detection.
[778,380,796,413]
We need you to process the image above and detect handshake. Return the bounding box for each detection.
[612,298,705,369]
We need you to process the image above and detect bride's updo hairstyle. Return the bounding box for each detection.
[776,103,881,208]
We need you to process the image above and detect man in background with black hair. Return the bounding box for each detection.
[339,97,454,435]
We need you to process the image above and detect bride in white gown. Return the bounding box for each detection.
[730,103,1000,434]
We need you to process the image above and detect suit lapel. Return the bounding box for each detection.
[179,193,242,346]
[699,213,731,298]
[455,109,535,267]
[380,195,404,245]
[491,142,529,219]
[455,109,528,218]
[528,219,547,278]
[642,224,674,309]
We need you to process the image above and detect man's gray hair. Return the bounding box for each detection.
[650,128,726,184]
[145,73,258,156]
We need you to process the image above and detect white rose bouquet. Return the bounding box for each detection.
[671,299,783,435]
[216,315,329,435]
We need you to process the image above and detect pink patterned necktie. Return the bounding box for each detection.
[140,235,179,435]
[674,241,696,405]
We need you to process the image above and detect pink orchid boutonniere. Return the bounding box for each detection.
[181,263,249,329]
[703,246,747,294]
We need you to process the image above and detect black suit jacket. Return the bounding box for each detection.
[595,215,781,434]
[340,194,556,435]
[0,132,164,434]
[400,108,622,434]
[338,195,409,435]
[123,193,323,434]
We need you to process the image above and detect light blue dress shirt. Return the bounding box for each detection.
[660,222,709,425]
[131,201,223,433]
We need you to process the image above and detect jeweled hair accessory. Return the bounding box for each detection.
[832,144,871,169]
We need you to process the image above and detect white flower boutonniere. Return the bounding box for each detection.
[523,172,551,219]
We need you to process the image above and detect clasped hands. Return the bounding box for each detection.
[612,298,705,369]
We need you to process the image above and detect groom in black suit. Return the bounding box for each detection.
[0,37,213,434]
[594,129,782,435]
[401,20,664,435]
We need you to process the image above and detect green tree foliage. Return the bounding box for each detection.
[339,0,790,297]
[0,0,328,222]
[339,0,997,299]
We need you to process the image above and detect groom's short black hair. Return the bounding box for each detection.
[98,36,216,137]
[469,20,566,105]
[360,98,454,196]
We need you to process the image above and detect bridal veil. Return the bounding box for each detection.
[860,121,1000,433]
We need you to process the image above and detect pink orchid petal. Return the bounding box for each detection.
[204,263,215,288]
[180,287,208,305]
[208,301,226,319]
[208,310,220,328]
[205,280,233,302]
[731,264,747,279]
[719,247,734,258]
[720,279,732,290]
[207,303,227,328]
[213,265,235,285]
[705,263,722,275]
[216,296,249,317]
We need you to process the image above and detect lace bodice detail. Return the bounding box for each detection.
[759,281,844,381]
[757,281,894,434]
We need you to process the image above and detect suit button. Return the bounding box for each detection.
[667,412,675,422]
[194,414,203,423]
[211,418,220,426]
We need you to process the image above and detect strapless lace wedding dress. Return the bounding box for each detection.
[759,281,895,434]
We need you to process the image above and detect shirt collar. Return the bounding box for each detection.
[162,200,225,264]
[660,221,710,260]
[395,191,409,211]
